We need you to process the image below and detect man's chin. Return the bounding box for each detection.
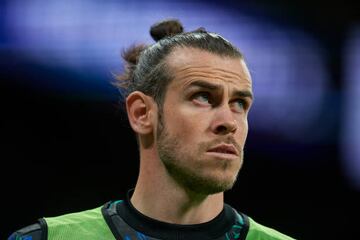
[184,175,237,195]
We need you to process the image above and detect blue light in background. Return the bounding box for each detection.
[341,26,360,190]
[3,0,330,144]
[239,25,329,142]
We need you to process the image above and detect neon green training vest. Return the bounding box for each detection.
[45,206,115,240]
[45,205,295,240]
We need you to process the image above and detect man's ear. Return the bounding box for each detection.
[126,91,157,135]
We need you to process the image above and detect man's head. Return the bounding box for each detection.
[117,19,243,109]
[117,19,253,195]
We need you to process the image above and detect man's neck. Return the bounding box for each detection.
[130,156,224,224]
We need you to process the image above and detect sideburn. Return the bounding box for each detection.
[156,105,165,140]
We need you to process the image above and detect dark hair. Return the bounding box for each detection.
[114,19,243,108]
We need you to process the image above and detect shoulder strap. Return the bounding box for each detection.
[102,200,154,240]
[102,201,164,240]
[8,219,47,240]
[224,208,250,240]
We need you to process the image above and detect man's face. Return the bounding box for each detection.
[156,47,253,195]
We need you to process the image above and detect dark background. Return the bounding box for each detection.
[1,0,360,239]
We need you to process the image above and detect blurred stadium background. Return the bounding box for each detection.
[1,0,359,239]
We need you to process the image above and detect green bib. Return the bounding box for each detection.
[246,217,295,240]
[45,206,115,240]
[44,204,295,240]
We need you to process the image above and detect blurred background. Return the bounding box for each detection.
[1,0,359,239]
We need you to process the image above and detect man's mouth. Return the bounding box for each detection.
[207,144,239,156]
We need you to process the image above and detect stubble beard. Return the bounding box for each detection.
[156,117,243,195]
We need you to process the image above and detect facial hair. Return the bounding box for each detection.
[157,118,243,195]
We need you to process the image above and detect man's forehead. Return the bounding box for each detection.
[166,46,242,66]
[165,47,252,88]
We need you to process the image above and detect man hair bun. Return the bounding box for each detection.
[150,19,184,42]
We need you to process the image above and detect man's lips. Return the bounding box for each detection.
[207,144,239,156]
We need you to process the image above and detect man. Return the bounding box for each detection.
[9,19,295,240]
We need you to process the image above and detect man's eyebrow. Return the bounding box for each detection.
[186,80,253,100]
[233,90,254,100]
[186,80,220,90]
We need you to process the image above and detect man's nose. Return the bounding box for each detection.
[211,105,238,135]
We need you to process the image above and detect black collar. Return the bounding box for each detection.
[111,189,244,240]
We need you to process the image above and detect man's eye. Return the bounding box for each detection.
[193,92,211,104]
[232,99,246,112]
